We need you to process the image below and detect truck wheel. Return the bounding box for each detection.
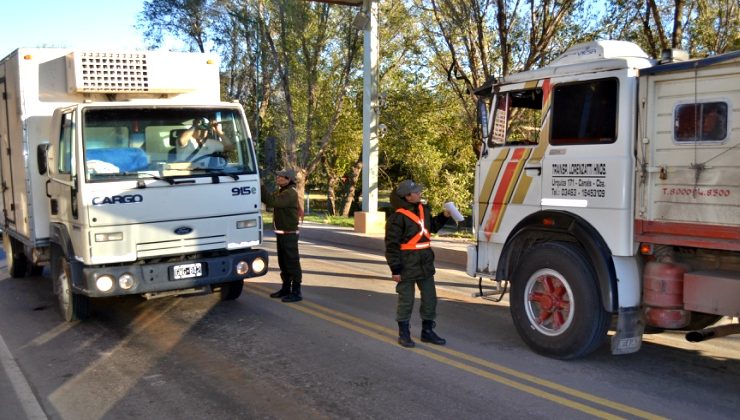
[219,280,244,301]
[3,234,28,278]
[509,241,610,359]
[28,265,44,277]
[51,245,90,321]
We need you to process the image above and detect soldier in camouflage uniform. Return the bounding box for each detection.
[385,180,450,347]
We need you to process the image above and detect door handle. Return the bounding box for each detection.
[525,166,542,177]
[45,179,52,198]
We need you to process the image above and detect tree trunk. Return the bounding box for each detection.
[671,0,686,49]
[647,0,669,51]
[264,136,277,176]
[326,176,338,216]
[340,157,362,217]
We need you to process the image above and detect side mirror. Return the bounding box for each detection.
[477,98,489,143]
[37,143,50,175]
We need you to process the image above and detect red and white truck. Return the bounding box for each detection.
[0,48,268,321]
[469,40,739,359]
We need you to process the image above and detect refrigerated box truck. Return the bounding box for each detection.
[0,48,268,320]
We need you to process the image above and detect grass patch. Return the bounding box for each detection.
[303,214,355,227]
[262,212,354,228]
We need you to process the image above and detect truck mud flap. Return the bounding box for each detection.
[610,306,644,355]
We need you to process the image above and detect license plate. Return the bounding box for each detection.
[172,263,203,280]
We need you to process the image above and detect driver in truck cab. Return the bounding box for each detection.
[176,117,235,162]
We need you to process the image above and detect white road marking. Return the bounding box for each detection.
[0,332,47,419]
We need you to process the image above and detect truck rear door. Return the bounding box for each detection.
[0,77,17,230]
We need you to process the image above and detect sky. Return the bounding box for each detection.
[1,1,150,59]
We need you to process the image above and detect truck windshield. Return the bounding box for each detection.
[82,107,258,181]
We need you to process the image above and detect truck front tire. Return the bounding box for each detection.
[3,234,28,278]
[51,244,90,321]
[509,241,610,359]
[219,280,244,301]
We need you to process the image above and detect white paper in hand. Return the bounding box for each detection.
[444,202,465,222]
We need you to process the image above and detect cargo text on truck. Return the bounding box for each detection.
[469,41,740,359]
[0,48,268,321]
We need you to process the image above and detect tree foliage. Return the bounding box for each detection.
[601,0,739,56]
[136,0,739,218]
[138,0,211,52]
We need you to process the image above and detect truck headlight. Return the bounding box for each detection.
[118,273,135,290]
[95,232,123,242]
[236,219,258,229]
[251,257,266,275]
[235,261,249,276]
[95,274,115,292]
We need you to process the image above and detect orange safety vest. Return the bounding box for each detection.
[396,204,431,251]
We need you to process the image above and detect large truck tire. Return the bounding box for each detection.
[50,244,90,321]
[219,280,244,301]
[3,234,29,278]
[509,241,610,359]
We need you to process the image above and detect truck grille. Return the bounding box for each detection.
[136,235,227,258]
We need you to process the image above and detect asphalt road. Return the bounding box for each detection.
[0,235,739,419]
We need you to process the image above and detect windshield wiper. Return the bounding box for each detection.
[90,171,176,186]
[127,172,176,186]
[203,169,240,181]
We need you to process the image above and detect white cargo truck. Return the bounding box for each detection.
[470,41,740,359]
[0,48,268,320]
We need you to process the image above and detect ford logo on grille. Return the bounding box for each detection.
[174,227,193,235]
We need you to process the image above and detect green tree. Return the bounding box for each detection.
[211,0,276,162]
[380,80,475,213]
[138,0,212,52]
[685,0,739,54]
[413,0,599,158]
[258,0,362,200]
[601,0,739,56]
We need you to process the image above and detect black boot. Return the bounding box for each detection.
[281,283,302,303]
[421,320,446,345]
[398,321,415,348]
[269,281,290,298]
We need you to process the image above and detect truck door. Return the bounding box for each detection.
[472,83,548,275]
[477,84,546,243]
[0,78,16,230]
[47,110,80,230]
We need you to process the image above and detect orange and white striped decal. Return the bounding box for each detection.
[483,147,530,240]
[477,148,509,228]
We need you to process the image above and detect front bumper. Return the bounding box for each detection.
[74,248,269,297]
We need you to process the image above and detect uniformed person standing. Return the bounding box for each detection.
[261,168,303,303]
[385,180,451,347]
